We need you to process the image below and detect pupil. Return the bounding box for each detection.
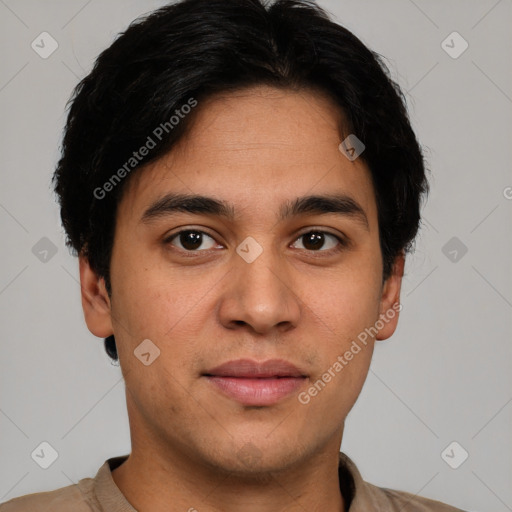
[181,231,202,250]
[303,232,324,250]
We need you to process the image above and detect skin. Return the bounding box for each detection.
[80,85,404,512]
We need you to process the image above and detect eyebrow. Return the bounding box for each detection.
[141,192,369,230]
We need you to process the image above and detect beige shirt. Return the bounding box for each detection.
[0,452,465,511]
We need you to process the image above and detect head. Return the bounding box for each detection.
[54,0,427,474]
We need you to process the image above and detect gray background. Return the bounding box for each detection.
[0,1,511,510]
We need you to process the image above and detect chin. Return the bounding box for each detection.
[199,435,310,477]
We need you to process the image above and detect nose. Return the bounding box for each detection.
[217,244,301,335]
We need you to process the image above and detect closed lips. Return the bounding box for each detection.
[203,358,307,378]
[203,359,307,406]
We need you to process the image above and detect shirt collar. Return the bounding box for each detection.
[94,455,135,512]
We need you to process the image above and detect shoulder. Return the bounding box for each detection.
[0,477,96,512]
[339,452,466,512]
[363,481,467,511]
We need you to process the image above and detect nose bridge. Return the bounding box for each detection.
[220,236,301,333]
[240,247,285,302]
[237,237,287,307]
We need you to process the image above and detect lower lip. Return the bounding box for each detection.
[206,376,306,406]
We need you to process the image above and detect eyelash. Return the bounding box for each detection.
[163,228,348,256]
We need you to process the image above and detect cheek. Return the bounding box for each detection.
[109,250,218,368]
[296,281,377,422]
[306,287,377,382]
[296,258,381,393]
[111,274,199,342]
[303,262,382,340]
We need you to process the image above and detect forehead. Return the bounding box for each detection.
[119,85,377,225]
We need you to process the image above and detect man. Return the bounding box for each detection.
[0,0,465,510]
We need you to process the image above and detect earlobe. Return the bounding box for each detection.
[376,251,405,341]
[79,254,114,338]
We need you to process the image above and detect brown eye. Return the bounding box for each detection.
[292,231,343,252]
[167,230,218,251]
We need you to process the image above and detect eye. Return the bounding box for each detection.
[291,231,344,252]
[165,230,220,251]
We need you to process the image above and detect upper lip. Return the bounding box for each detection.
[204,359,306,378]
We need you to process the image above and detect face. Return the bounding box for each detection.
[80,85,403,475]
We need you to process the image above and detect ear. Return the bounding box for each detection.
[78,254,113,338]
[376,250,405,341]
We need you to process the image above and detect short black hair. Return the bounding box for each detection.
[53,0,429,362]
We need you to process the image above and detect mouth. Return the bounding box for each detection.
[203,359,308,406]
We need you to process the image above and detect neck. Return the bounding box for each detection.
[112,435,346,512]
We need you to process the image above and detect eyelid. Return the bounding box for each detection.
[162,226,223,247]
[294,226,346,239]
[163,226,349,253]
[163,227,345,241]
[291,228,348,252]
[163,226,218,241]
